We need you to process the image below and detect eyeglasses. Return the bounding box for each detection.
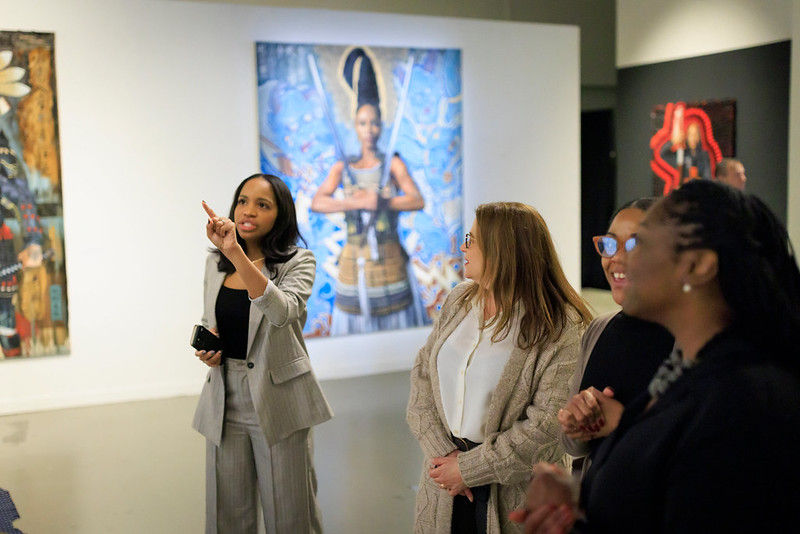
[593,234,637,258]
[465,232,474,249]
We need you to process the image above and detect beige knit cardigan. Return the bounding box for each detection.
[407,281,583,533]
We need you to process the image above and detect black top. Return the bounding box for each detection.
[215,286,250,360]
[579,312,674,456]
[575,330,800,533]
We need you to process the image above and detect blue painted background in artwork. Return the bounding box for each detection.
[256,42,463,337]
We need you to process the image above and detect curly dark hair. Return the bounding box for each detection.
[609,197,659,226]
[658,180,800,372]
[214,174,306,276]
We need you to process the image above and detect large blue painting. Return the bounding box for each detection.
[256,43,463,337]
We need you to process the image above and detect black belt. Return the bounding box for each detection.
[451,434,481,452]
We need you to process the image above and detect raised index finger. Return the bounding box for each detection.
[201,201,218,219]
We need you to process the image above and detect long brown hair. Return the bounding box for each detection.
[463,202,591,350]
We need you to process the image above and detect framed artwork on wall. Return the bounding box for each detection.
[0,31,68,360]
[256,42,463,338]
[650,99,736,196]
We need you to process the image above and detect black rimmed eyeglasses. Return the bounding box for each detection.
[465,232,474,249]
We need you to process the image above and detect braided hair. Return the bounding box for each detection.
[659,180,800,373]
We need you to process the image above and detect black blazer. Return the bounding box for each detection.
[575,331,800,533]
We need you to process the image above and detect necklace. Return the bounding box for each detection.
[250,257,265,263]
[647,348,697,400]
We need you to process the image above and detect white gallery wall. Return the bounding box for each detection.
[616,0,800,271]
[0,0,579,414]
[616,0,792,68]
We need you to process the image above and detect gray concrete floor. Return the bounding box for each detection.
[0,290,616,533]
[0,371,421,533]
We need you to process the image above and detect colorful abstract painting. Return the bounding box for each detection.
[256,43,463,337]
[650,100,736,196]
[0,31,68,359]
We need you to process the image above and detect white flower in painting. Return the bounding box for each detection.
[0,50,30,116]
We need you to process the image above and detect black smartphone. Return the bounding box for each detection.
[190,324,223,352]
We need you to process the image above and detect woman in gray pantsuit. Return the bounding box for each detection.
[194,173,333,533]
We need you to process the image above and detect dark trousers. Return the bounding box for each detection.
[450,435,490,534]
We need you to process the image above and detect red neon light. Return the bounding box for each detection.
[649,102,723,196]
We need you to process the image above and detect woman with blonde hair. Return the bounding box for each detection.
[407,201,592,533]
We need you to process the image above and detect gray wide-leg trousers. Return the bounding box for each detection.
[205,358,322,533]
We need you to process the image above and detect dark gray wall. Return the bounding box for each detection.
[616,41,790,222]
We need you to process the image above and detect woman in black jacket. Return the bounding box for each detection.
[557,198,674,478]
[513,180,800,533]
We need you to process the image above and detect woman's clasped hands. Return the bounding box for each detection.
[509,463,578,534]
[558,386,623,442]
[429,451,474,502]
[346,188,379,211]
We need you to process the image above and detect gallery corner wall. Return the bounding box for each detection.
[616,0,792,69]
[616,41,790,223]
[616,0,800,256]
[0,0,580,414]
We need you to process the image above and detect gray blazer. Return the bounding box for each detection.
[192,248,333,447]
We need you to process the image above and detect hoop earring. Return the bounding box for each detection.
[682,283,692,293]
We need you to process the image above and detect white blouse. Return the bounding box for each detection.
[437,299,517,443]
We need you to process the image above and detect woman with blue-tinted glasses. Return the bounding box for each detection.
[556,198,674,478]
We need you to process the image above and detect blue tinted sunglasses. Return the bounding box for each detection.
[593,235,637,258]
